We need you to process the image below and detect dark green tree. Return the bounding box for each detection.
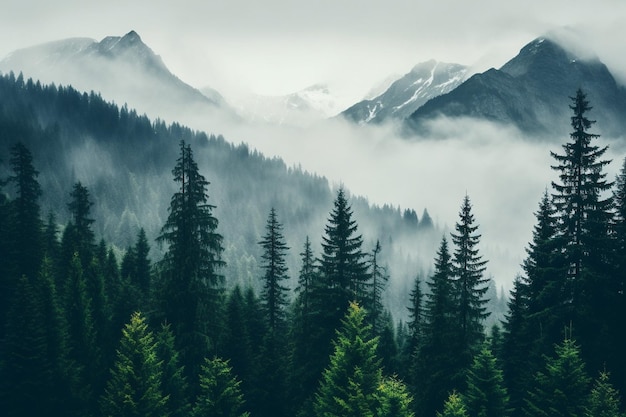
[317,187,369,312]
[313,302,382,417]
[404,273,423,366]
[522,338,591,417]
[288,237,320,416]
[65,182,96,266]
[368,240,389,335]
[1,276,52,417]
[258,207,290,332]
[100,311,169,417]
[450,195,489,363]
[192,357,250,417]
[501,276,533,417]
[550,89,616,375]
[377,376,415,417]
[586,372,622,417]
[64,252,99,412]
[611,157,626,391]
[156,322,190,417]
[462,346,509,417]
[438,393,469,417]
[156,140,225,384]
[134,228,152,295]
[413,236,461,417]
[222,286,255,396]
[309,188,370,398]
[7,142,43,281]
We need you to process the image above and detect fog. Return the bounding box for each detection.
[189,110,625,293]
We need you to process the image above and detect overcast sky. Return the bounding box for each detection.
[3,0,626,102]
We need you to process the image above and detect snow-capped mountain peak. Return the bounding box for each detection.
[340,60,468,124]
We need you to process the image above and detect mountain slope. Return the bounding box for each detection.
[407,38,626,137]
[0,31,238,126]
[0,72,437,320]
[341,60,468,124]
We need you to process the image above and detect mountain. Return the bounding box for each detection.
[222,84,343,127]
[340,60,468,124]
[0,72,438,320]
[0,30,238,126]
[407,37,626,137]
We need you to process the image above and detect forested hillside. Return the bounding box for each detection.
[1,72,624,417]
[0,71,446,316]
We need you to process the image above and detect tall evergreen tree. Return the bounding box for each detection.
[258,207,290,332]
[288,237,320,416]
[7,142,43,281]
[318,187,369,310]
[156,323,190,417]
[368,240,389,335]
[586,372,623,417]
[438,393,469,417]
[156,140,225,385]
[192,357,250,417]
[462,346,509,417]
[65,182,96,266]
[101,312,169,417]
[611,157,626,392]
[405,273,423,365]
[413,236,461,417]
[377,376,415,417]
[1,276,53,417]
[450,195,489,363]
[522,338,591,417]
[132,227,152,299]
[313,302,382,417]
[550,89,616,378]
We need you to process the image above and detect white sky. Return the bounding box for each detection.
[2,0,626,102]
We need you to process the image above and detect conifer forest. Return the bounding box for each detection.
[1,72,626,417]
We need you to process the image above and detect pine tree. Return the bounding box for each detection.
[377,376,415,417]
[101,311,169,417]
[288,237,321,416]
[134,228,151,295]
[317,187,369,312]
[65,182,96,266]
[258,207,290,332]
[437,393,469,417]
[295,236,316,320]
[156,323,190,417]
[522,338,591,417]
[368,240,389,335]
[156,140,225,384]
[462,346,509,417]
[413,236,462,417]
[313,302,382,417]
[1,276,52,417]
[501,276,533,417]
[450,195,489,362]
[611,157,626,392]
[309,188,370,397]
[192,357,250,417]
[405,273,423,363]
[586,372,622,417]
[7,142,43,281]
[64,252,99,412]
[222,286,254,396]
[550,89,616,380]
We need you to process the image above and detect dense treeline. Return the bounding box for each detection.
[0,71,448,322]
[1,71,625,417]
